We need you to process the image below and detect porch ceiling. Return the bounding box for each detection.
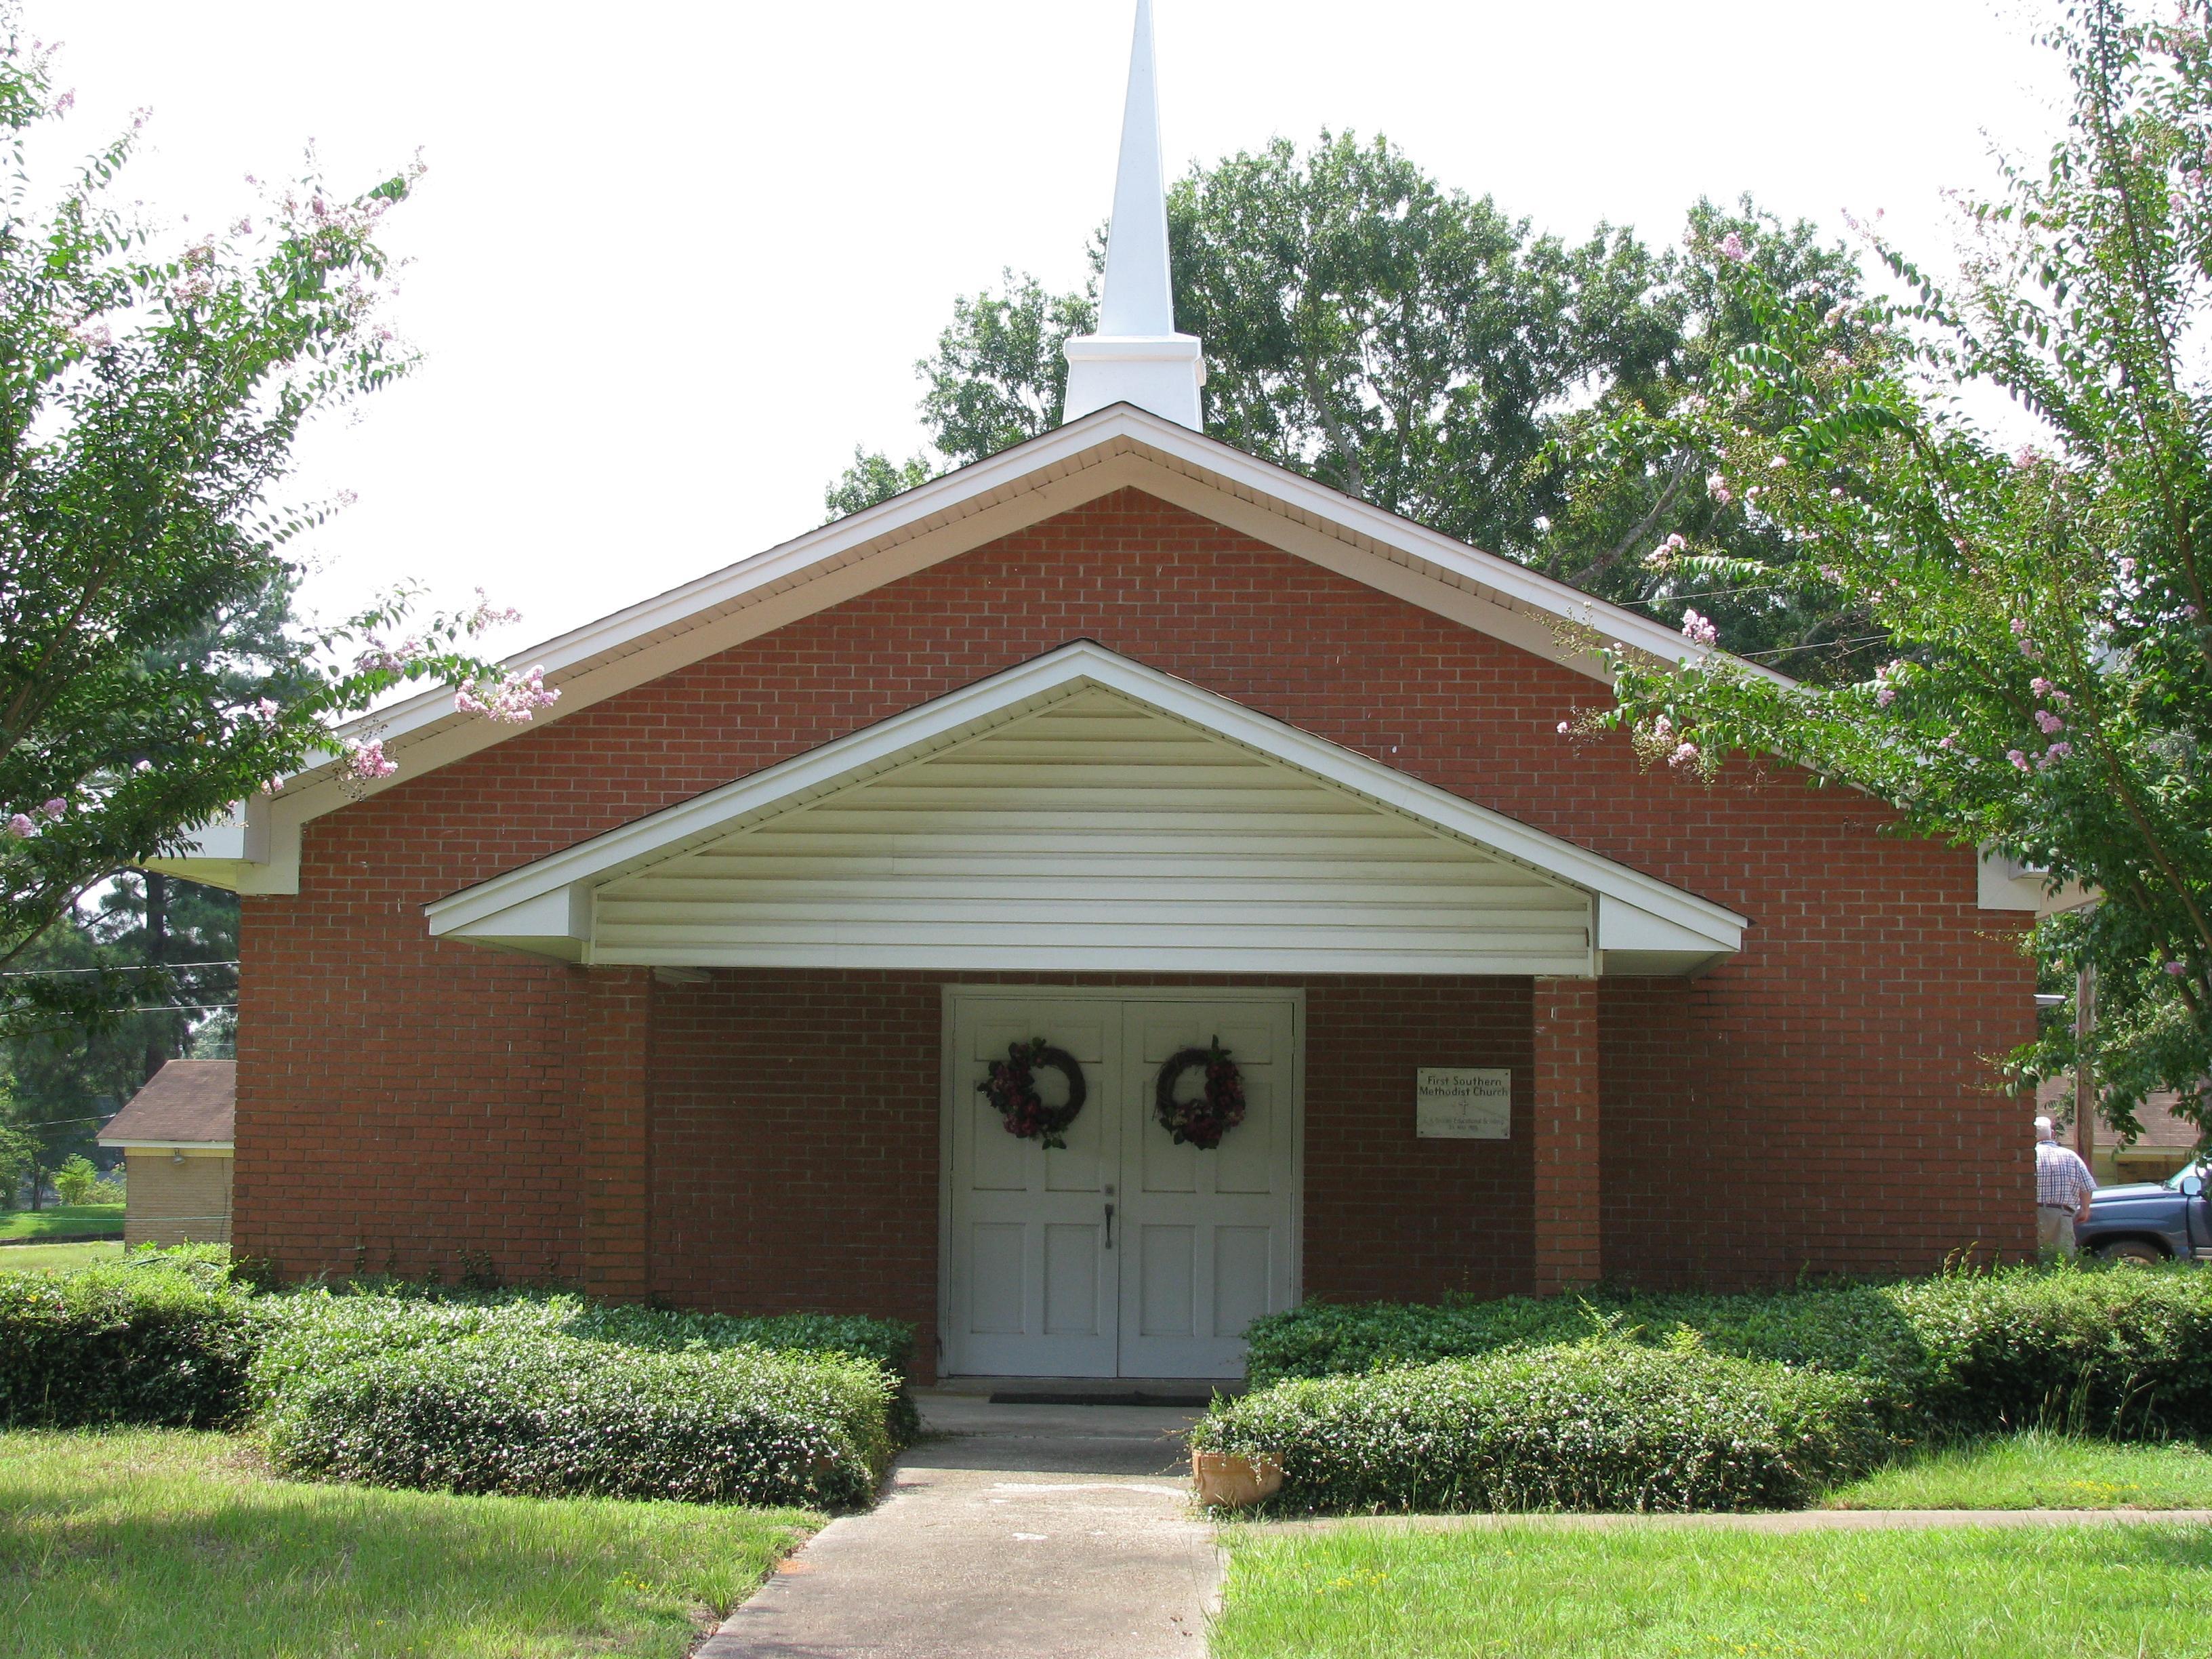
[424,642,1746,977]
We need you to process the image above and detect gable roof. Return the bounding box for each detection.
[426,640,1746,977]
[158,403,1780,897]
[96,1059,236,1149]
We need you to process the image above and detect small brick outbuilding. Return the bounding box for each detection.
[96,1059,234,1248]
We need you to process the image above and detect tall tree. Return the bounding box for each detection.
[1582,0,2212,1128]
[823,139,1881,688]
[0,24,556,1052]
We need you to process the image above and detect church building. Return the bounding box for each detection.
[160,3,2044,1382]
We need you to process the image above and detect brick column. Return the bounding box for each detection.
[1532,975,1601,1294]
[581,967,653,1301]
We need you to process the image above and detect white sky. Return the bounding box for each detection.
[37,0,2063,661]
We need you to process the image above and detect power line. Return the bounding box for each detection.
[0,961,239,979]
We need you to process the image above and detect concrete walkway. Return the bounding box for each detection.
[1239,1506,2212,1536]
[699,1391,1217,1659]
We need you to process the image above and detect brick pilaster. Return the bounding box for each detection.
[581,967,653,1300]
[1532,975,1601,1294]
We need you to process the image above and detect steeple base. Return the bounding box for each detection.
[1062,333,1205,430]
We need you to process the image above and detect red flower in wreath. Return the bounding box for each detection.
[1154,1035,1246,1149]
[979,1037,1088,1150]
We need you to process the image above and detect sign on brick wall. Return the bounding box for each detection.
[1416,1068,1511,1139]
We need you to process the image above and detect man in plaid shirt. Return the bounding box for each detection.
[2034,1115,2097,1257]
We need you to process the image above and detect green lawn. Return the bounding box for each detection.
[0,1240,125,1273]
[1826,1431,2212,1511]
[1212,1522,2212,1658]
[0,1430,818,1659]
[0,1204,124,1242]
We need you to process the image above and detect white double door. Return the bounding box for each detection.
[944,991,1300,1379]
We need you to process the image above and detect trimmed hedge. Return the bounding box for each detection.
[0,1250,255,1428]
[251,1290,918,1441]
[1241,1267,2212,1439]
[1192,1340,1887,1514]
[264,1334,895,1507]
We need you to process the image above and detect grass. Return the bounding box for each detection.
[0,1240,125,1273]
[0,1204,124,1242]
[1211,1522,2212,1658]
[0,1430,819,1659]
[1825,1431,2212,1511]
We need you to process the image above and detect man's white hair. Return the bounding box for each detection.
[2034,1115,2057,1140]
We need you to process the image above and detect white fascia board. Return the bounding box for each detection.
[99,1140,234,1153]
[428,641,1746,958]
[186,407,1784,895]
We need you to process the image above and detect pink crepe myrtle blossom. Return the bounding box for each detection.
[1650,714,1675,742]
[2007,749,2032,772]
[2009,617,2029,637]
[265,777,285,795]
[2167,960,2190,977]
[342,739,398,783]
[1718,232,1749,263]
[2188,604,2203,619]
[2119,556,2137,581]
[1556,721,1570,735]
[4,813,35,839]
[1767,455,1786,470]
[1681,609,1719,647]
[354,637,422,675]
[1669,741,1701,768]
[1939,733,1958,750]
[1706,472,1732,505]
[465,590,521,631]
[133,759,152,773]
[2030,677,2055,697]
[39,798,65,820]
[69,319,111,350]
[2039,741,2074,768]
[2034,709,2066,735]
[453,665,560,725]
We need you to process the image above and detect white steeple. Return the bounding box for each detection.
[1061,0,1205,429]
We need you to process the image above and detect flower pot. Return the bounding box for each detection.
[1192,1450,1283,1509]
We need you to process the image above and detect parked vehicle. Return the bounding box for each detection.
[2076,1158,2209,1263]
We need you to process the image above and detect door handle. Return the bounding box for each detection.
[1104,1202,1115,1250]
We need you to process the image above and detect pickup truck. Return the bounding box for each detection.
[2076,1158,2210,1263]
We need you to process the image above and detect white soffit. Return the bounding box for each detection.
[426,642,1745,977]
[155,404,1779,895]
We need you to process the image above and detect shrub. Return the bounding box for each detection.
[1890,1269,2212,1438]
[264,1334,895,1508]
[1242,1268,2212,1440]
[250,1290,917,1435]
[1192,1340,1887,1515]
[50,1155,106,1207]
[0,1252,255,1428]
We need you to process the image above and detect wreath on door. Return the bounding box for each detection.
[979,1037,1088,1150]
[1154,1035,1247,1149]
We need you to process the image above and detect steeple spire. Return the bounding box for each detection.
[1061,0,1204,429]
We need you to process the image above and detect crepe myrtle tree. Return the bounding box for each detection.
[0,28,554,1045]
[1570,0,2212,1130]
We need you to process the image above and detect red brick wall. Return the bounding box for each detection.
[647,970,1532,1380]
[234,487,2036,1297]
[1532,977,1603,1294]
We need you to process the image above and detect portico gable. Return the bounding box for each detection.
[425,641,1746,979]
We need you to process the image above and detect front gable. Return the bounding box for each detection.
[426,643,1745,977]
[155,405,1774,899]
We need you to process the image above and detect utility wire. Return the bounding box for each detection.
[0,961,239,979]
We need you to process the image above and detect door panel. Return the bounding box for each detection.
[945,1000,1119,1377]
[1118,999,1298,1378]
[946,992,1298,1379]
